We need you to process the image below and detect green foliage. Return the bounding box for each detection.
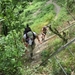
[0,0,27,35]
[51,57,60,75]
[23,2,55,33]
[59,57,74,75]
[31,11,55,33]
[44,4,55,15]
[66,0,75,13]
[53,0,75,13]
[68,25,75,39]
[41,39,62,66]
[53,0,66,6]
[33,0,48,2]
[40,4,54,15]
[0,0,75,75]
[51,8,71,28]
[41,49,50,62]
[52,39,63,51]
[0,30,26,75]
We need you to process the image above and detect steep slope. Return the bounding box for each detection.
[26,0,61,66]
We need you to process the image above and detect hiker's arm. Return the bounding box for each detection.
[33,32,41,44]
[22,38,28,47]
[36,35,41,43]
[22,38,25,45]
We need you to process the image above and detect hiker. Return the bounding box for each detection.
[23,24,41,59]
[41,26,47,41]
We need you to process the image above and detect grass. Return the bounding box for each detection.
[31,12,55,34]
[20,1,56,34]
[40,37,75,75]
[51,7,72,28]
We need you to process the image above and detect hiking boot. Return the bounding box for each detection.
[30,53,33,57]
[31,57,35,60]
[29,57,35,61]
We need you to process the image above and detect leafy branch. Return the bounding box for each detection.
[48,25,68,43]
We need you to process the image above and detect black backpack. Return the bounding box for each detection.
[24,26,31,34]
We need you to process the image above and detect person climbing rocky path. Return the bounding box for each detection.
[24,0,61,66]
[24,0,75,67]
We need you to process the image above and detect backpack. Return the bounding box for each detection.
[24,26,31,34]
[25,31,36,45]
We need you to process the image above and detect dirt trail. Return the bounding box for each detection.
[30,0,61,66]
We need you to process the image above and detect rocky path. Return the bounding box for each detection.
[30,0,61,66]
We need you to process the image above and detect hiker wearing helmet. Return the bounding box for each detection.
[23,24,41,59]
